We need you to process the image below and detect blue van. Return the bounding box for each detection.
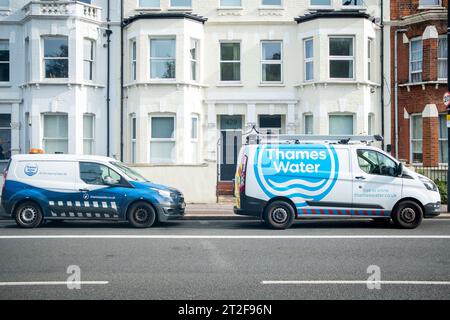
[1,154,185,228]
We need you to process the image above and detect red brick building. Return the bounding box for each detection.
[390,0,448,167]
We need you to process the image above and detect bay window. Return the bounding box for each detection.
[410,114,422,163]
[0,40,9,82]
[304,38,313,81]
[83,39,95,81]
[329,114,354,135]
[190,39,199,82]
[438,36,447,80]
[439,114,448,163]
[83,114,95,155]
[0,114,11,161]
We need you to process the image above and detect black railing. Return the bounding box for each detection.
[414,165,448,182]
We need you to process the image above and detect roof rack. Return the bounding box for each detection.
[246,134,384,145]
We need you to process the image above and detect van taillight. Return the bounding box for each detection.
[239,155,248,195]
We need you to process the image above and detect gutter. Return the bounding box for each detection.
[120,0,124,161]
[380,0,385,150]
[105,0,112,156]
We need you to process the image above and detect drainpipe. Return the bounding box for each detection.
[394,28,408,159]
[105,0,112,157]
[120,0,124,161]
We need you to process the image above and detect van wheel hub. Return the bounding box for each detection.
[20,207,37,223]
[400,208,416,223]
[135,208,150,223]
[272,208,288,224]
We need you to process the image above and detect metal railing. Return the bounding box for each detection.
[414,165,449,182]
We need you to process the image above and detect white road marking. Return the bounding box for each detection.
[0,235,450,240]
[0,281,109,286]
[261,280,450,285]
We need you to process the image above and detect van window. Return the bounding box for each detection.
[357,149,397,177]
[79,162,122,185]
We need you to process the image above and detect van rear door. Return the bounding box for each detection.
[352,148,402,216]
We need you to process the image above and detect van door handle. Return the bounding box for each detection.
[355,176,366,180]
[79,188,89,192]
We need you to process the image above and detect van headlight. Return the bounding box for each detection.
[150,188,172,199]
[419,176,438,192]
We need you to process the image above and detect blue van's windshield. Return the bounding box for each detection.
[110,162,148,182]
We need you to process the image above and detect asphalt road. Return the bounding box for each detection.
[0,218,450,300]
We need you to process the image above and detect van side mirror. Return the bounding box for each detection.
[396,163,403,177]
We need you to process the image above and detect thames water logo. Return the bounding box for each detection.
[254,144,339,207]
[24,163,39,177]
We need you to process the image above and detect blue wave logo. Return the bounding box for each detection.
[24,163,39,177]
[254,144,339,207]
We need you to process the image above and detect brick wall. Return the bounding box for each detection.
[390,0,448,165]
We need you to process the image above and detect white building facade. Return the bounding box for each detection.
[0,0,122,172]
[122,0,385,202]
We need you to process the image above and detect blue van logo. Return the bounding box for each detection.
[24,163,39,177]
[254,144,339,207]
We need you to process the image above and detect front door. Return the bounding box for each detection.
[352,149,403,216]
[219,115,243,181]
[74,162,129,219]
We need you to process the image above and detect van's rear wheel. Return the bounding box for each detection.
[264,201,296,230]
[15,201,43,229]
[392,201,423,229]
[127,202,156,228]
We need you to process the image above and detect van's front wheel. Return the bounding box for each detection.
[392,201,423,229]
[264,201,296,230]
[127,201,156,228]
[15,201,43,229]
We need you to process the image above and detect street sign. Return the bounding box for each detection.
[444,92,450,106]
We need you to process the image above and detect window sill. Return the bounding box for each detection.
[218,7,244,10]
[0,82,11,87]
[308,6,334,11]
[258,6,284,10]
[398,80,447,91]
[135,7,162,11]
[168,7,193,12]
[258,83,285,87]
[295,80,381,88]
[216,82,244,87]
[19,81,105,88]
[417,6,444,10]
[341,6,366,10]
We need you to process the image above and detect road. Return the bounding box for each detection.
[0,218,450,300]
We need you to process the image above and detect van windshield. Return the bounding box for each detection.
[110,162,148,182]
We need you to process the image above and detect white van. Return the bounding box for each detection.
[234,135,441,229]
[1,154,185,228]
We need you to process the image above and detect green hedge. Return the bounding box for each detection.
[435,180,448,204]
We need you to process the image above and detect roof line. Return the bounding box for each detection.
[123,12,208,26]
[295,10,371,24]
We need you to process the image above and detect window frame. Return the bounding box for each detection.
[137,0,161,9]
[191,115,199,141]
[409,37,423,83]
[170,0,192,8]
[328,113,355,135]
[304,114,314,135]
[83,38,95,82]
[0,113,11,162]
[261,40,283,84]
[219,41,241,83]
[42,113,69,154]
[410,113,423,164]
[219,0,242,8]
[356,149,399,177]
[0,39,9,83]
[149,114,176,164]
[341,0,364,9]
[83,114,95,155]
[309,0,332,9]
[130,115,137,163]
[328,36,355,80]
[42,36,69,80]
[438,35,447,81]
[149,37,176,80]
[130,39,137,82]
[261,0,283,7]
[367,38,373,82]
[303,38,314,82]
[190,38,199,82]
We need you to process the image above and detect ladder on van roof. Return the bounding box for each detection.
[245,134,384,145]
